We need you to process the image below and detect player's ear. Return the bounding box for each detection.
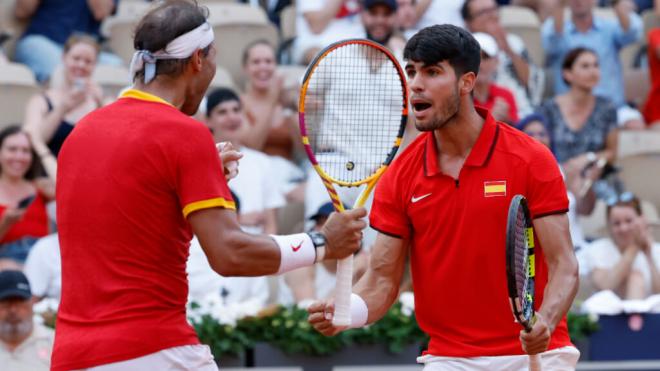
[190,48,205,72]
[459,71,476,96]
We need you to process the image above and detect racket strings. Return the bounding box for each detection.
[514,208,533,321]
[304,43,404,184]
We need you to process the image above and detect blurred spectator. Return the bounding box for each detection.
[583,193,660,301]
[24,234,60,302]
[505,0,560,21]
[473,32,519,124]
[536,47,618,177]
[23,34,104,180]
[401,0,465,40]
[0,270,54,370]
[14,0,123,83]
[293,0,364,64]
[240,40,305,201]
[361,0,407,59]
[542,0,642,108]
[643,28,660,128]
[0,127,53,265]
[517,113,593,250]
[241,0,292,28]
[395,0,417,33]
[463,0,544,117]
[187,193,268,308]
[206,87,285,235]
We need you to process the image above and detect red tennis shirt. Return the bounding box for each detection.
[370,108,572,357]
[51,89,235,370]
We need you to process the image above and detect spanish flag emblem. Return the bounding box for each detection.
[484,180,506,197]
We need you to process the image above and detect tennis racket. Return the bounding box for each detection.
[299,39,408,326]
[506,195,542,371]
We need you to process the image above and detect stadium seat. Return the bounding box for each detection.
[115,0,153,18]
[0,62,39,129]
[623,68,650,109]
[209,66,236,89]
[499,6,544,66]
[102,15,143,65]
[280,4,297,42]
[579,199,660,241]
[642,9,660,40]
[92,64,131,99]
[207,3,280,87]
[617,130,660,212]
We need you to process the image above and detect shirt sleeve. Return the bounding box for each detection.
[612,12,642,49]
[369,163,411,239]
[176,123,235,218]
[526,143,569,219]
[24,240,51,297]
[541,18,569,63]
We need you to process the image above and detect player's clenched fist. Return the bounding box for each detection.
[307,300,347,336]
[321,207,368,260]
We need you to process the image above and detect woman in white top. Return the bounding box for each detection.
[587,193,660,301]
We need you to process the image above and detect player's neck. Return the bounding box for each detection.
[433,105,485,158]
[133,80,187,110]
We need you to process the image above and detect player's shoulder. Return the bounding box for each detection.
[392,132,427,166]
[495,122,555,163]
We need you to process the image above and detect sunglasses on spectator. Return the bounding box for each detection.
[606,192,636,207]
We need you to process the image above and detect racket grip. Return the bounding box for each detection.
[529,354,542,371]
[332,255,354,326]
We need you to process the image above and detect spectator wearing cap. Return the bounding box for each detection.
[462,0,544,117]
[473,32,519,124]
[0,270,54,370]
[360,0,406,59]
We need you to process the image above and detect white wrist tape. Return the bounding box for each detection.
[349,293,368,328]
[271,233,316,274]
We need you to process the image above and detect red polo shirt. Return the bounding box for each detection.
[52,89,235,370]
[370,108,571,357]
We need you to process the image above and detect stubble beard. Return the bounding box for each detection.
[414,87,460,132]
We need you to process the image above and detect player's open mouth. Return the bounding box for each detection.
[412,102,432,112]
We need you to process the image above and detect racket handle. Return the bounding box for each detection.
[332,255,354,326]
[529,354,542,371]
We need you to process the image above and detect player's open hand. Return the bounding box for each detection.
[307,300,347,336]
[322,207,367,260]
[520,312,551,355]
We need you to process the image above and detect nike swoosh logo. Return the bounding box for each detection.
[291,242,303,252]
[411,193,432,203]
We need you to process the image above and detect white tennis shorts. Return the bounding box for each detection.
[418,346,580,371]
[82,344,218,371]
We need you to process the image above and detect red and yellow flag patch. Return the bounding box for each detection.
[484,180,506,197]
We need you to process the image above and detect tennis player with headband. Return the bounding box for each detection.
[51,1,366,370]
[308,24,580,370]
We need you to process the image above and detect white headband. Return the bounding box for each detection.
[129,22,215,84]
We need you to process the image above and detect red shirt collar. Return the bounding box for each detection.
[424,107,500,177]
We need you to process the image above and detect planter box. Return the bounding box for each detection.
[215,353,246,368]
[589,314,660,360]
[252,342,422,371]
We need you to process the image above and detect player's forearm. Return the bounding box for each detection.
[539,252,578,333]
[209,230,282,276]
[354,269,401,324]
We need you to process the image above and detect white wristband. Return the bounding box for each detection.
[271,233,316,274]
[349,293,368,328]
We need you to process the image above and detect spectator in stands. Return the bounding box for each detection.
[536,47,618,180]
[395,0,417,33]
[23,234,60,302]
[643,28,660,128]
[23,34,104,180]
[542,0,642,108]
[400,0,466,40]
[240,40,305,201]
[584,193,660,302]
[293,0,364,64]
[360,0,406,59]
[187,193,269,308]
[14,0,123,83]
[0,270,54,370]
[206,87,285,235]
[507,0,559,21]
[473,32,519,124]
[0,127,53,265]
[462,0,544,117]
[240,0,292,28]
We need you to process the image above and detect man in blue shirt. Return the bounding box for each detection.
[542,0,642,108]
[14,0,123,83]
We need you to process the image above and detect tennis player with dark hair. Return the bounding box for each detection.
[308,24,580,370]
[52,1,366,370]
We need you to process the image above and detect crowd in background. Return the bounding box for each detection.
[1,0,660,368]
